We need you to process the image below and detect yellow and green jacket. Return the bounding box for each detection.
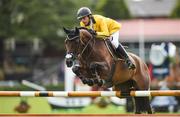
[80,15,121,37]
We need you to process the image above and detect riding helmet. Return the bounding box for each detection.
[77,7,92,20]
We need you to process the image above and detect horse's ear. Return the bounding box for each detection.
[63,27,70,34]
[75,27,79,35]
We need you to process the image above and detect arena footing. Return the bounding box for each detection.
[0,114,179,117]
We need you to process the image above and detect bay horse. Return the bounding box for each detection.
[63,27,153,114]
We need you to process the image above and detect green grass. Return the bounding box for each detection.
[0,97,125,114]
[0,97,179,114]
[52,104,125,114]
[0,97,51,114]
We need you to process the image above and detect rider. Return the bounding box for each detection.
[76,7,135,70]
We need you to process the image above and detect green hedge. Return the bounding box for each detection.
[0,83,64,91]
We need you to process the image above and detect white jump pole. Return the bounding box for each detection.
[0,90,179,97]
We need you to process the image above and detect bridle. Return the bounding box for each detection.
[65,30,95,60]
[65,35,80,59]
[79,34,95,59]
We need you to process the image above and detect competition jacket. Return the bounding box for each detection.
[80,15,121,37]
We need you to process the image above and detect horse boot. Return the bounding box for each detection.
[116,44,136,70]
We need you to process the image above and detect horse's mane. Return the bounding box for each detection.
[78,27,93,41]
[78,27,107,40]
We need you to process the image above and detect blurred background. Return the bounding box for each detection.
[0,0,180,114]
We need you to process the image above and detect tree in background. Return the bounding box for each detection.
[0,0,132,80]
[0,0,12,38]
[0,0,131,49]
[171,0,180,18]
[99,0,131,19]
[0,0,77,49]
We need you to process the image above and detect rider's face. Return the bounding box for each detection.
[80,16,90,25]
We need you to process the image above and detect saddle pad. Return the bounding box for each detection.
[105,38,124,60]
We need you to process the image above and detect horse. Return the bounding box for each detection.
[63,27,153,114]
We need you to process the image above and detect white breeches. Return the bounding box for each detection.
[110,30,120,48]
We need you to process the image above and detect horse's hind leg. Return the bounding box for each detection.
[134,97,153,114]
[130,81,152,114]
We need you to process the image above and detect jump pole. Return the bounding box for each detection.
[0,90,179,97]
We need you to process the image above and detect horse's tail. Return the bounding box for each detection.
[134,96,153,114]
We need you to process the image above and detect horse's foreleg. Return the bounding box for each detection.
[71,64,93,86]
[72,64,81,76]
[90,62,108,86]
[90,62,109,76]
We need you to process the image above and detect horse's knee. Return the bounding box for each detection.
[90,63,98,74]
[90,63,98,69]
[90,62,107,70]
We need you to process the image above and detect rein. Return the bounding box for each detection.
[79,35,95,59]
[65,31,95,61]
[66,35,79,41]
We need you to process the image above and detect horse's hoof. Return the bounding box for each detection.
[90,64,98,73]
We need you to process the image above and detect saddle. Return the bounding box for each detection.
[104,37,127,60]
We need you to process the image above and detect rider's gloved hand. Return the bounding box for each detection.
[88,29,97,35]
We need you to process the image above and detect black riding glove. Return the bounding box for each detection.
[88,29,97,35]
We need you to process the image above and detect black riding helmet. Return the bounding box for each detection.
[77,7,92,20]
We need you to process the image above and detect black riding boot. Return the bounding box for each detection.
[116,44,136,70]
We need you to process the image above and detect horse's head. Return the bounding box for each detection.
[64,27,94,67]
[63,27,80,67]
